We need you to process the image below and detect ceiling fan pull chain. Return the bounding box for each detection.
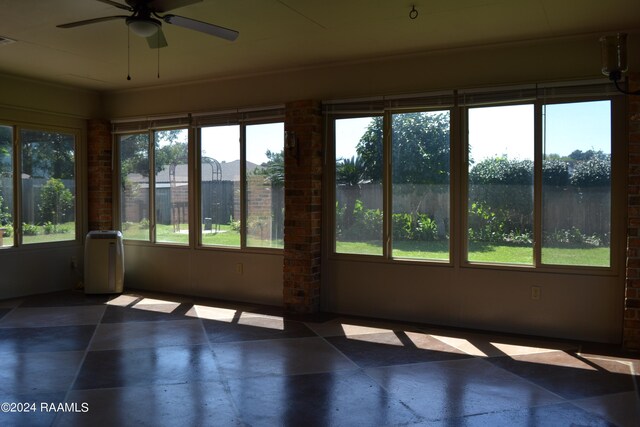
[157,31,160,79]
[127,26,132,81]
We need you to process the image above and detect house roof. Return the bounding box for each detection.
[127,159,258,184]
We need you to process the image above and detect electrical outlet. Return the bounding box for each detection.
[70,256,78,270]
[531,286,541,300]
[236,263,243,275]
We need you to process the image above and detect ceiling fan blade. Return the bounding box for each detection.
[146,0,202,13]
[95,0,132,11]
[57,15,128,29]
[163,14,239,41]
[146,28,168,49]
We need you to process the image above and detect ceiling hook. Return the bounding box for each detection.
[409,5,418,20]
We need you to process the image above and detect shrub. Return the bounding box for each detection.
[43,221,55,234]
[413,214,438,241]
[392,213,412,240]
[22,223,39,236]
[139,218,150,229]
[38,178,74,225]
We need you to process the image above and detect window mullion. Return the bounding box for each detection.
[383,112,392,259]
[534,103,544,267]
[12,126,21,246]
[240,124,247,249]
[148,130,156,243]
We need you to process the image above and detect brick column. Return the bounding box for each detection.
[625,72,640,351]
[87,119,113,231]
[283,100,322,313]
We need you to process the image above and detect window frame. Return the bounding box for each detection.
[0,121,81,249]
[114,112,285,254]
[327,87,624,276]
[115,126,192,247]
[329,107,455,265]
[194,118,285,253]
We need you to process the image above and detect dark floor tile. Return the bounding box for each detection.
[433,402,616,427]
[19,291,112,307]
[0,351,85,394]
[202,315,316,343]
[0,308,11,320]
[0,325,96,354]
[487,351,637,400]
[366,358,562,422]
[90,319,207,351]
[227,370,422,427]
[57,382,242,427]
[0,391,67,427]
[214,337,356,379]
[73,345,221,390]
[0,306,105,328]
[101,304,194,323]
[326,331,472,368]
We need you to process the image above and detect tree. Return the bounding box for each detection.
[38,178,74,227]
[120,130,185,178]
[21,130,74,179]
[336,156,366,229]
[356,112,450,184]
[254,149,284,185]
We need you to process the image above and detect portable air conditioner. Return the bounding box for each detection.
[84,230,124,294]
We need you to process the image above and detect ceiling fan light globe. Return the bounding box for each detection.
[126,17,160,37]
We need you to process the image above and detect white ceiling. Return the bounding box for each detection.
[0,0,638,91]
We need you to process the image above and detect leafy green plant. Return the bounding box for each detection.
[22,223,39,236]
[43,221,55,234]
[38,178,73,225]
[139,218,150,229]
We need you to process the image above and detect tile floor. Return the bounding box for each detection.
[0,290,638,426]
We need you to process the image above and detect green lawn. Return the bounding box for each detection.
[336,239,610,267]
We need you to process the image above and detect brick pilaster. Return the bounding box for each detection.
[87,119,113,231]
[283,100,322,313]
[624,72,640,351]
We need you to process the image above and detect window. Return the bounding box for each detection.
[246,122,284,249]
[155,129,189,245]
[335,116,383,255]
[118,128,189,245]
[542,100,611,267]
[119,133,150,241]
[467,104,534,265]
[392,111,450,261]
[0,126,13,247]
[21,129,76,244]
[200,125,241,248]
[329,85,617,271]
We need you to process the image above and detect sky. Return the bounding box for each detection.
[193,100,611,166]
[335,100,611,162]
[200,122,283,165]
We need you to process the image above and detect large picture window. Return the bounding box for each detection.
[467,104,534,265]
[391,111,450,261]
[541,100,611,267]
[119,133,150,241]
[21,129,76,244]
[200,125,241,248]
[118,128,189,245]
[335,116,383,256]
[116,115,285,251]
[329,87,617,271]
[246,122,284,249]
[155,129,189,245]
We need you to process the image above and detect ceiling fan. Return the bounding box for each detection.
[57,0,239,49]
